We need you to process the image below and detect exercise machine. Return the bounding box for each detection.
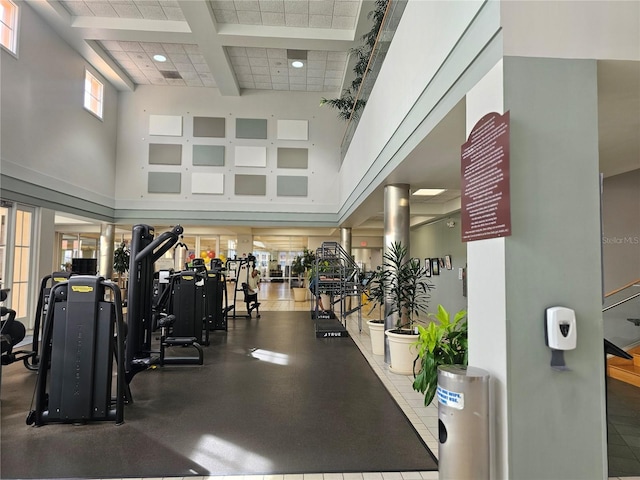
[1,288,25,365]
[152,268,207,362]
[125,224,202,383]
[311,242,364,338]
[196,258,231,331]
[26,276,126,426]
[228,255,260,319]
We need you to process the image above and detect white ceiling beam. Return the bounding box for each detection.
[179,1,240,96]
[71,16,191,33]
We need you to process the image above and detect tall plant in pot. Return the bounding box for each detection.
[382,242,434,374]
[365,266,386,355]
[291,255,307,301]
[113,241,130,288]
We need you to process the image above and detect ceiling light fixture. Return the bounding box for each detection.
[291,60,304,68]
[153,54,167,62]
[413,188,446,196]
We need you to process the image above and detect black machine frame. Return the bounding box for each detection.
[28,276,126,426]
[125,224,204,383]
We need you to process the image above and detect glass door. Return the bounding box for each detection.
[0,202,36,325]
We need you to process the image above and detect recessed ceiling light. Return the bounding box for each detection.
[413,188,446,196]
[291,60,304,68]
[153,54,167,62]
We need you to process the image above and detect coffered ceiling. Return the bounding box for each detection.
[32,0,370,94]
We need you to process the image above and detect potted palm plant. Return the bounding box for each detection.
[382,242,434,374]
[412,305,468,405]
[365,266,386,355]
[113,241,130,288]
[291,255,307,301]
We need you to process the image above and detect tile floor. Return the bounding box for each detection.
[91,281,628,480]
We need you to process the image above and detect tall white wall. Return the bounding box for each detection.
[115,87,344,224]
[0,2,118,210]
[502,0,640,61]
[340,0,486,212]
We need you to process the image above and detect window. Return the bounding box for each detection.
[84,70,104,119]
[0,0,18,54]
[11,207,32,320]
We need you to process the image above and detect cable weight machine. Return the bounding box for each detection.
[27,276,126,426]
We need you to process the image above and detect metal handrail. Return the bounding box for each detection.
[603,292,640,313]
[604,278,640,298]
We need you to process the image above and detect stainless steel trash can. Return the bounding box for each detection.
[437,365,490,480]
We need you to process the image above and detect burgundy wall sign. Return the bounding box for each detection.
[461,111,511,242]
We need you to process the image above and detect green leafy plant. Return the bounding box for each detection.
[113,241,130,276]
[320,0,389,120]
[373,242,434,330]
[301,248,316,271]
[412,305,468,406]
[365,266,385,321]
[291,255,305,277]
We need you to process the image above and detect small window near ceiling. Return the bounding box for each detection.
[0,0,18,55]
[84,70,104,119]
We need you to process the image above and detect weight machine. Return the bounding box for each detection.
[227,255,260,319]
[1,288,25,372]
[0,272,73,371]
[195,258,231,331]
[125,224,202,384]
[27,276,126,426]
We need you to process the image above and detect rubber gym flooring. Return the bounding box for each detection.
[0,311,437,479]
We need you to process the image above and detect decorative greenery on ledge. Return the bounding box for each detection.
[320,0,389,121]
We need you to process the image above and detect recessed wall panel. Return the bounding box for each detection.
[149,143,182,165]
[193,145,225,166]
[277,119,308,140]
[277,147,308,169]
[277,175,308,196]
[236,118,267,139]
[193,117,226,137]
[149,115,183,136]
[148,172,181,193]
[192,173,224,194]
[235,174,266,195]
[235,146,267,167]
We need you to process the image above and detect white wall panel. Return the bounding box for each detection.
[192,173,224,194]
[235,146,267,167]
[277,119,309,140]
[149,115,183,136]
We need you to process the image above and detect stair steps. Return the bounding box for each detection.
[608,346,640,387]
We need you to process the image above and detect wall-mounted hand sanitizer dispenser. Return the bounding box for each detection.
[545,306,577,371]
[545,306,577,350]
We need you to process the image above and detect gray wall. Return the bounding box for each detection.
[0,2,118,218]
[410,212,467,318]
[502,56,605,479]
[602,168,640,293]
[601,168,640,347]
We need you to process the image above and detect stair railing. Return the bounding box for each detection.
[603,278,640,312]
[603,278,640,354]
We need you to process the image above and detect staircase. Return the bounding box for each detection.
[608,346,640,387]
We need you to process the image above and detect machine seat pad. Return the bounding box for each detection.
[164,337,198,346]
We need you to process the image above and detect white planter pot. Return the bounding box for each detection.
[367,320,385,355]
[292,287,307,302]
[385,329,419,375]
